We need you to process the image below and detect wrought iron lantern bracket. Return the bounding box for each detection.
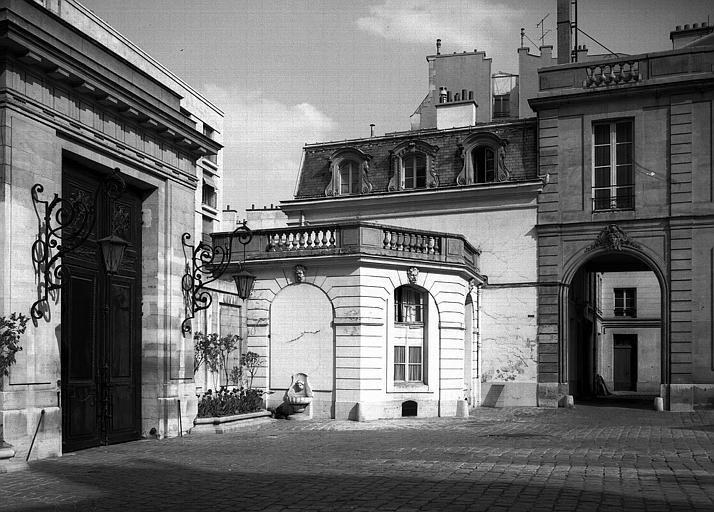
[181,222,253,334]
[30,169,126,320]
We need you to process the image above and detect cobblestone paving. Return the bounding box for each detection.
[1,405,714,511]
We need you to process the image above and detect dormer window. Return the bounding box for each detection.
[456,132,510,185]
[388,140,439,192]
[325,148,373,197]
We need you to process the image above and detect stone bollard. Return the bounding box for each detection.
[654,397,664,411]
[564,395,575,408]
[455,399,469,418]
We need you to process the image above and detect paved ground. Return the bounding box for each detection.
[1,404,714,511]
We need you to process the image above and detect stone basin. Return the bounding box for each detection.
[286,395,313,406]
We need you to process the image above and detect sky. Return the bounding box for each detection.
[80,0,713,216]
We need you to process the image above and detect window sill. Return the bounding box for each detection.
[390,382,430,393]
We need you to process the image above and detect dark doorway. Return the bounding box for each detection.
[613,334,637,391]
[61,161,142,452]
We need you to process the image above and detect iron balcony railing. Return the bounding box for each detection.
[592,187,634,212]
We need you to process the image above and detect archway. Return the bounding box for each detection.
[269,284,335,418]
[563,249,666,407]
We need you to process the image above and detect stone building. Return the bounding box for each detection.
[532,0,714,410]
[227,1,714,416]
[0,0,224,463]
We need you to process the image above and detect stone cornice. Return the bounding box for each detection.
[281,179,543,219]
[0,4,220,157]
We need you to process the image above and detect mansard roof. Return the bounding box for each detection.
[295,119,538,199]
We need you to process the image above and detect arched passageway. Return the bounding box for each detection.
[565,251,664,407]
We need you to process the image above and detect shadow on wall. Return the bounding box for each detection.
[481,383,505,407]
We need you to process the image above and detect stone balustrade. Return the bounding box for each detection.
[537,47,714,92]
[211,222,480,273]
[584,60,641,88]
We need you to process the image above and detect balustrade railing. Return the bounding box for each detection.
[382,229,441,255]
[266,227,339,251]
[212,222,478,273]
[584,60,641,88]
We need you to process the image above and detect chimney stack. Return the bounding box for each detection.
[557,0,572,64]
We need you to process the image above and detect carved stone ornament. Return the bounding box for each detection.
[294,264,306,283]
[468,278,476,292]
[586,224,640,252]
[406,266,419,284]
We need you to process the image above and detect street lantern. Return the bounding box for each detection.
[181,221,254,333]
[232,266,256,300]
[98,234,129,274]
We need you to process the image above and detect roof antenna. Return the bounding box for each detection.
[536,13,551,46]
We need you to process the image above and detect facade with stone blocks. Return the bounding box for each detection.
[531,32,714,410]
[0,0,224,463]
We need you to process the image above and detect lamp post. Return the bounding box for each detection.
[181,221,254,333]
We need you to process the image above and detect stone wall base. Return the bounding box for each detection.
[0,407,61,461]
[481,382,538,407]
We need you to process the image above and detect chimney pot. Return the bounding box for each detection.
[370,123,375,137]
[436,38,441,55]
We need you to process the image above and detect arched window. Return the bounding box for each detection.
[393,285,425,383]
[403,154,427,189]
[456,133,510,185]
[325,148,373,197]
[473,146,496,183]
[338,160,360,195]
[388,140,439,191]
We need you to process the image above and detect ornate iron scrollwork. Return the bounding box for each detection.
[181,222,253,334]
[30,169,126,320]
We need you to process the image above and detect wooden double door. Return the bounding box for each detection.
[61,163,142,452]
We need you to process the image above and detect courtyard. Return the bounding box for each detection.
[1,404,713,511]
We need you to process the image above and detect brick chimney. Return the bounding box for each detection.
[556,0,572,64]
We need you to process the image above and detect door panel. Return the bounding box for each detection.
[61,162,142,452]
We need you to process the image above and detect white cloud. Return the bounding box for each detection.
[357,0,524,70]
[201,84,336,214]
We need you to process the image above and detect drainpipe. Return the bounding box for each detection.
[475,285,482,407]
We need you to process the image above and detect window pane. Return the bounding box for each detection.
[593,189,611,210]
[594,124,610,145]
[594,146,610,167]
[616,165,633,185]
[594,167,611,187]
[474,147,495,183]
[616,143,632,165]
[339,163,351,194]
[408,364,422,382]
[394,346,406,380]
[409,346,422,364]
[616,121,633,143]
